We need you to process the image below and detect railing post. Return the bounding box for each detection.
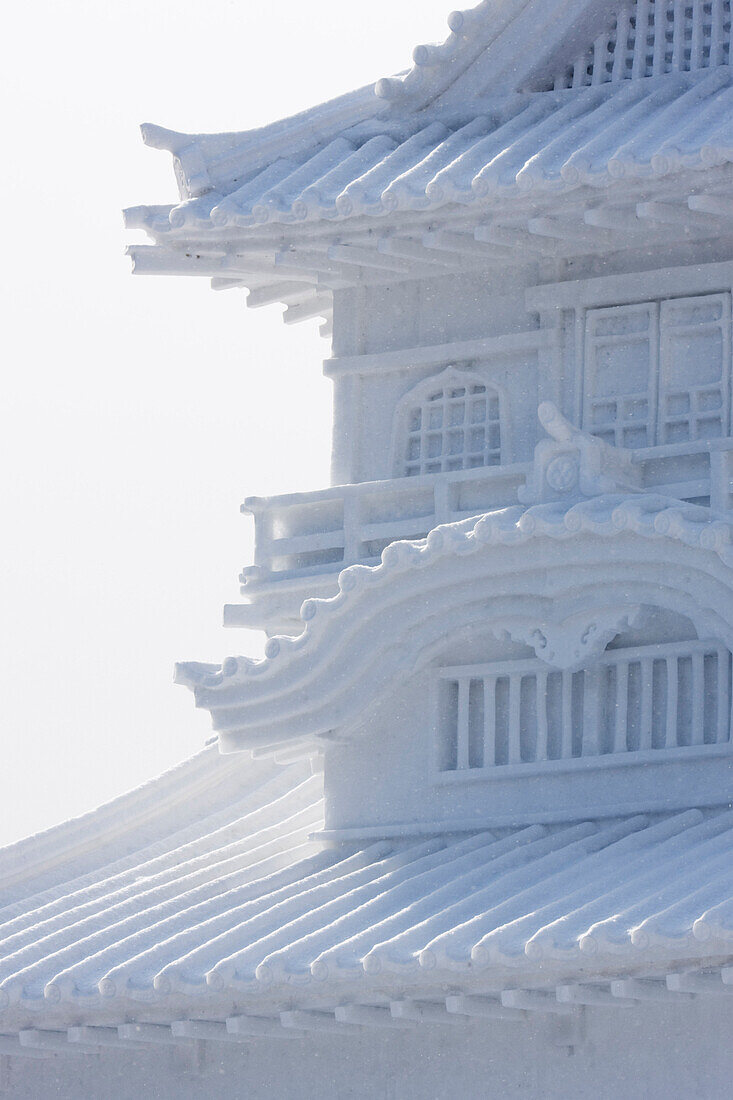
[456,679,471,770]
[710,448,733,514]
[433,477,452,527]
[342,490,362,565]
[252,506,273,573]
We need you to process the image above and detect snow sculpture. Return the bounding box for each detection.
[5,2,733,1093]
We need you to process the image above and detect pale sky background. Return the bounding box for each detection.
[0,0,456,847]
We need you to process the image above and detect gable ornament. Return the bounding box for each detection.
[496,606,646,671]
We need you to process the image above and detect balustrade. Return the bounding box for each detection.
[227,437,733,634]
[438,640,733,775]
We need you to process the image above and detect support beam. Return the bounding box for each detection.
[274,249,384,286]
[335,1004,416,1029]
[500,990,574,1015]
[117,1023,185,1047]
[446,994,527,1021]
[667,971,733,996]
[226,1015,307,1039]
[283,296,332,326]
[556,984,635,1008]
[688,194,733,219]
[247,283,316,309]
[474,224,559,257]
[68,1026,146,1050]
[422,228,513,260]
[280,1010,358,1034]
[327,244,410,274]
[0,1037,51,1060]
[377,237,463,269]
[171,1020,246,1043]
[636,201,719,232]
[583,207,647,233]
[610,979,695,1003]
[19,1030,98,1056]
[527,217,614,250]
[390,1000,465,1024]
[211,278,248,291]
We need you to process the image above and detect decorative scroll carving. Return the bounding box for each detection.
[519,403,643,506]
[498,606,646,670]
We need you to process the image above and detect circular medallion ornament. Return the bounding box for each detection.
[546,453,579,492]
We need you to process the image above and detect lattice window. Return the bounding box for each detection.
[535,0,732,91]
[437,640,732,773]
[395,367,505,478]
[584,303,659,447]
[659,295,731,442]
[583,293,731,447]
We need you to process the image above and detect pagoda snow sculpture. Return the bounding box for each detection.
[5,2,733,1097]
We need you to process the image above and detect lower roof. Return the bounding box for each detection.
[1,771,732,1043]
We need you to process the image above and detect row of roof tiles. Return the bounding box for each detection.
[132,68,733,238]
[1,806,732,1019]
[0,765,323,1015]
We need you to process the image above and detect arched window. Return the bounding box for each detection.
[393,366,506,478]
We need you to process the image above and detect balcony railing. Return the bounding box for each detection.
[225,437,733,635]
[438,640,733,777]
[227,463,528,633]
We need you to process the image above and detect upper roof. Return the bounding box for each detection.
[126,0,733,325]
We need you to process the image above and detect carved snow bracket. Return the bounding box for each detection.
[498,606,646,671]
[519,402,642,506]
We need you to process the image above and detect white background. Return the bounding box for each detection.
[0,0,454,846]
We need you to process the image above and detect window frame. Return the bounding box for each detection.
[582,291,733,449]
[390,364,510,479]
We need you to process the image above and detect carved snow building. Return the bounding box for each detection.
[5,2,733,1096]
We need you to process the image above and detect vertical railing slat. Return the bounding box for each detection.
[614,661,629,754]
[561,671,574,759]
[613,7,632,81]
[456,679,470,770]
[716,649,730,744]
[633,0,652,78]
[691,651,706,745]
[640,658,654,750]
[508,675,522,764]
[671,0,687,70]
[582,669,600,756]
[665,656,679,749]
[592,35,608,84]
[535,670,548,762]
[651,0,666,74]
[690,0,705,69]
[710,0,725,66]
[483,676,496,767]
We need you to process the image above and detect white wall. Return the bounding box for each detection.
[329,267,542,485]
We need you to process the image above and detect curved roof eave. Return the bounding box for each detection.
[175,494,733,756]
